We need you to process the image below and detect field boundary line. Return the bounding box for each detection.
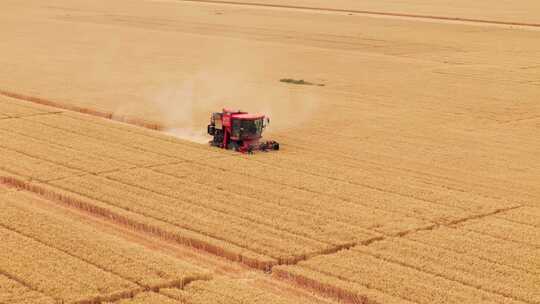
[175,0,540,28]
[0,89,165,131]
[1,111,63,119]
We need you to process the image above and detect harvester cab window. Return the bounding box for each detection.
[240,119,263,137]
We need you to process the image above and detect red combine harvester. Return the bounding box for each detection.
[207,108,279,153]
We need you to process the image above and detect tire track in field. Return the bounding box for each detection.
[171,0,540,29]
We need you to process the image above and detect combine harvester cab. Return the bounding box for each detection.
[207,108,279,153]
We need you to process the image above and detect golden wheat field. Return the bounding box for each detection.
[1,0,539,303]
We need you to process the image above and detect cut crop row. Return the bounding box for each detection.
[0,190,210,290]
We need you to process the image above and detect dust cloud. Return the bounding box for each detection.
[148,43,321,144]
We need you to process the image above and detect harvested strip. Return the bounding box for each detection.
[0,226,138,303]
[48,174,331,264]
[161,278,312,304]
[355,237,539,303]
[0,274,55,304]
[104,292,181,303]
[106,168,379,247]
[406,226,539,275]
[461,217,540,247]
[0,118,177,167]
[155,162,430,236]
[274,249,525,304]
[0,96,53,117]
[0,190,210,289]
[0,146,82,181]
[27,112,225,161]
[0,129,131,174]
